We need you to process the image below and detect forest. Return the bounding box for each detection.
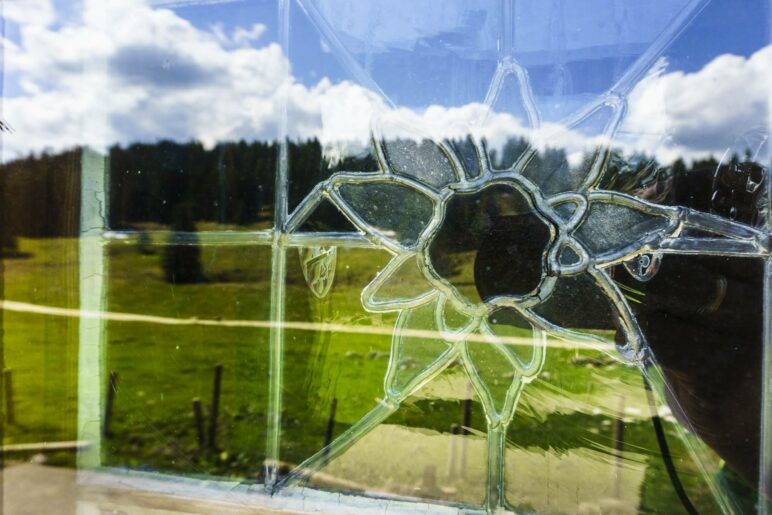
[0,136,731,244]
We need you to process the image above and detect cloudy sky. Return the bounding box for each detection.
[1,0,769,165]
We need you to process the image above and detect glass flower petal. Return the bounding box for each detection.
[462,309,544,418]
[573,195,676,262]
[520,101,621,195]
[531,273,616,333]
[448,135,483,179]
[384,301,456,399]
[374,115,462,190]
[335,179,436,250]
[361,253,435,312]
[378,136,460,190]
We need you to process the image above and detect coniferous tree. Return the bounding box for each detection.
[161,202,204,283]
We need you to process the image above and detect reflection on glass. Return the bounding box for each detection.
[109,142,277,232]
[1,0,769,513]
[103,243,271,478]
[2,237,80,467]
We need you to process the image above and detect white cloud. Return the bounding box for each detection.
[1,0,769,170]
[2,0,296,158]
[2,0,56,27]
[623,46,772,163]
[211,22,266,47]
[232,23,266,46]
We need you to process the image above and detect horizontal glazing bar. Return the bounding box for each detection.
[102,230,375,248]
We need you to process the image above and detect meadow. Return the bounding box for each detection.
[2,235,726,513]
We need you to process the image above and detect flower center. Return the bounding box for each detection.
[427,183,552,306]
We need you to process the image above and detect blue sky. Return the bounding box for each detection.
[163,0,770,95]
[1,0,769,162]
[667,0,769,71]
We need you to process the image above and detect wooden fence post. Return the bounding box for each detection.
[102,371,118,438]
[207,364,223,450]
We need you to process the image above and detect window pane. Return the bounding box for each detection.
[103,242,271,479]
[2,0,770,513]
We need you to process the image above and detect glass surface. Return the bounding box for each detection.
[2,238,80,462]
[102,242,271,479]
[1,0,770,514]
[108,141,277,232]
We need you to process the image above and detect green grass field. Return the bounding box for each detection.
[1,235,729,512]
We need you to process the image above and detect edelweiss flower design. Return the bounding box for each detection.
[279,37,770,510]
[284,104,769,509]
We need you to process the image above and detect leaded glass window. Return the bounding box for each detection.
[1,1,770,513]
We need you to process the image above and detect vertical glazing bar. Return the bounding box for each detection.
[485,424,507,513]
[76,0,110,472]
[501,0,514,57]
[77,148,108,470]
[759,38,772,510]
[762,257,771,512]
[273,0,290,230]
[265,0,291,488]
[266,246,286,487]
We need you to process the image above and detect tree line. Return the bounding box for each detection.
[0,139,379,243]
[0,135,740,248]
